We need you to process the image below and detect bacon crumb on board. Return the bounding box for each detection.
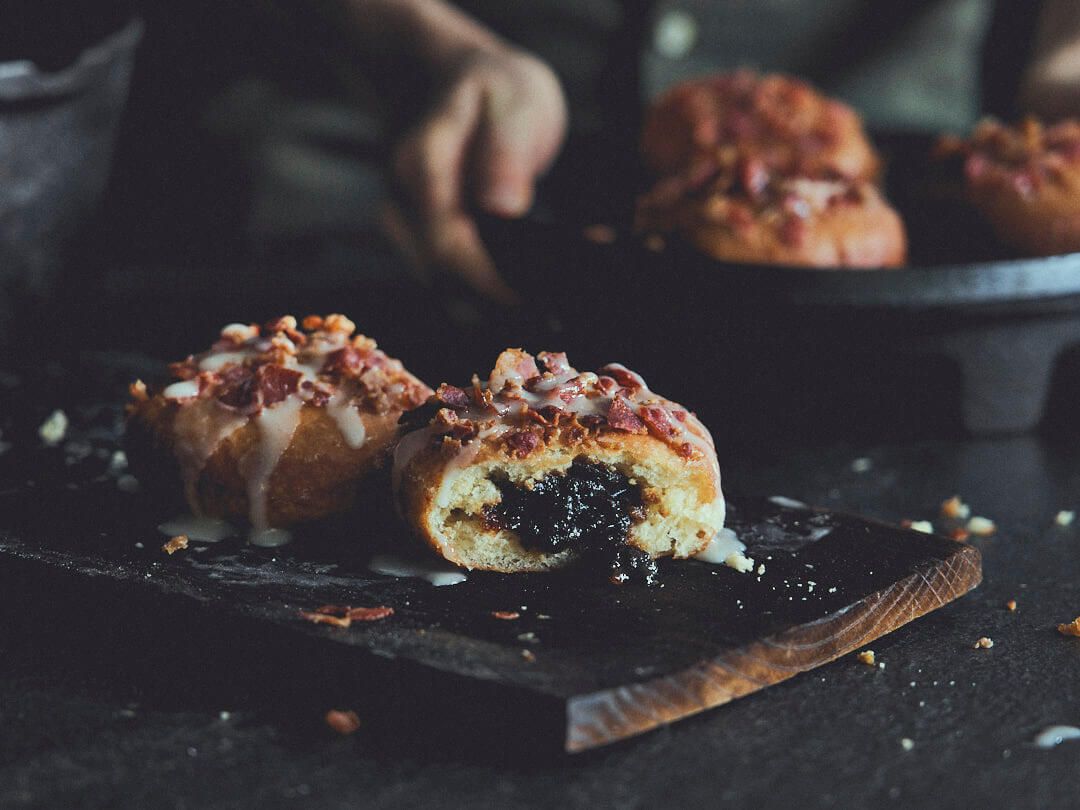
[1058,617,1080,637]
[491,611,521,621]
[940,496,971,520]
[299,604,394,628]
[325,709,361,735]
[1006,599,1017,612]
[162,535,189,555]
[973,636,994,649]
[856,650,876,666]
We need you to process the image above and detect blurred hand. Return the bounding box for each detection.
[388,46,567,302]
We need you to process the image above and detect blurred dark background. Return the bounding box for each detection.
[5,0,1079,453]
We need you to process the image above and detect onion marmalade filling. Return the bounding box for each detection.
[483,459,658,585]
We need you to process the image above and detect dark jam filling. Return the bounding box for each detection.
[483,459,657,585]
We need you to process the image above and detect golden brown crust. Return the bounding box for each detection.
[642,71,880,182]
[939,117,1080,255]
[126,314,431,530]
[392,350,725,573]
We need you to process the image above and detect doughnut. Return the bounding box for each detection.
[126,315,431,545]
[641,71,880,182]
[636,158,907,268]
[937,117,1080,255]
[392,349,725,582]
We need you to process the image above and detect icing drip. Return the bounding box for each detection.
[327,392,367,449]
[694,527,754,573]
[171,401,247,513]
[368,554,467,586]
[157,515,236,543]
[241,397,303,543]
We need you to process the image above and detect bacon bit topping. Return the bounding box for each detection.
[640,406,679,439]
[325,709,361,735]
[435,383,471,409]
[941,496,971,520]
[346,606,395,622]
[1005,599,1017,612]
[322,346,367,377]
[505,430,541,458]
[162,535,189,555]
[606,397,647,433]
[489,349,540,393]
[491,611,520,621]
[129,380,149,402]
[169,357,198,380]
[1058,617,1080,637]
[215,365,260,412]
[300,604,394,628]
[258,365,302,406]
[949,528,970,542]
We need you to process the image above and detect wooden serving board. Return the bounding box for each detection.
[0,358,982,753]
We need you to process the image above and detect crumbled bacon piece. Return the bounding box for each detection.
[129,380,149,402]
[169,357,198,381]
[491,611,520,621]
[600,364,646,393]
[606,397,647,433]
[258,365,302,406]
[346,606,394,622]
[489,349,540,392]
[435,383,470,409]
[300,610,352,628]
[215,365,260,411]
[162,535,188,555]
[505,430,541,458]
[640,405,680,439]
[325,709,361,735]
[323,346,369,377]
[537,351,572,376]
[263,315,306,346]
[1058,616,1080,637]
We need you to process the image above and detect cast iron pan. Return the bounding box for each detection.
[480,133,1080,436]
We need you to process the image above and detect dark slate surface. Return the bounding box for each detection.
[0,359,1078,808]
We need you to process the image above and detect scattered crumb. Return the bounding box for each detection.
[162,535,188,555]
[108,450,128,473]
[906,520,933,534]
[901,738,915,751]
[134,542,144,549]
[582,224,617,244]
[520,649,536,662]
[949,528,970,542]
[941,496,971,521]
[38,409,68,446]
[756,563,766,576]
[346,606,394,622]
[300,610,352,629]
[1006,599,1017,612]
[725,550,755,574]
[1055,510,1075,527]
[966,516,997,536]
[116,474,141,493]
[325,709,361,735]
[517,632,539,643]
[974,636,994,649]
[851,457,872,473]
[536,614,552,620]
[878,661,886,670]
[491,611,520,621]
[1058,617,1080,637]
[219,711,231,721]
[857,650,876,666]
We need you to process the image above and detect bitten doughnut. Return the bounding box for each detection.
[392,349,726,582]
[641,71,880,182]
[938,117,1080,255]
[126,315,431,545]
[636,159,907,268]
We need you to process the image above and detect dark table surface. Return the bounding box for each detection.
[2,423,1079,809]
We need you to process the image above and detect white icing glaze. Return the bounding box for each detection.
[158,515,236,542]
[392,351,718,492]
[163,379,200,400]
[769,495,809,509]
[1033,725,1080,749]
[368,554,467,586]
[161,317,410,544]
[249,528,293,547]
[327,392,366,449]
[240,396,303,542]
[171,400,247,512]
[694,527,754,573]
